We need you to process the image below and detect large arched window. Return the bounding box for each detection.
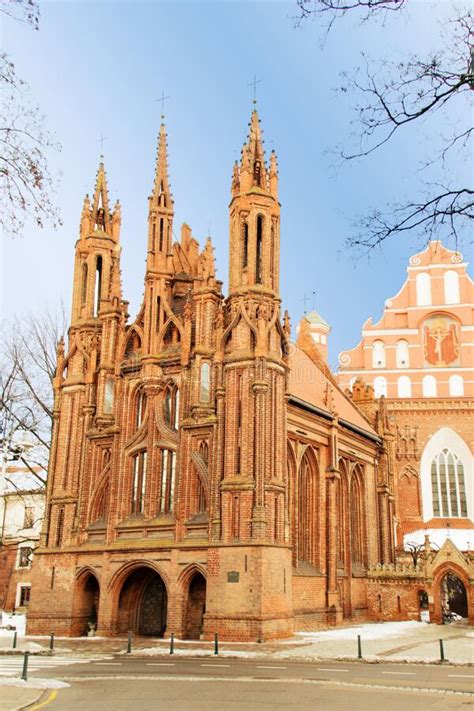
[397,375,412,398]
[416,272,432,306]
[422,375,437,397]
[372,340,386,368]
[396,340,410,368]
[164,383,180,430]
[419,427,473,521]
[431,450,467,518]
[373,376,387,398]
[444,270,460,304]
[350,467,366,566]
[297,450,318,566]
[449,374,464,397]
[131,450,147,514]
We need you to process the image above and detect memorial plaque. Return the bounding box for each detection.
[227,570,239,583]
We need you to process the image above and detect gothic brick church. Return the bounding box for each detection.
[27,108,473,640]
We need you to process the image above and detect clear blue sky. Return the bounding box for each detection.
[2,0,471,368]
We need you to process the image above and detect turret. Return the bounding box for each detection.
[147,122,174,271]
[296,310,331,362]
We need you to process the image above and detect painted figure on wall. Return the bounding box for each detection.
[424,315,459,367]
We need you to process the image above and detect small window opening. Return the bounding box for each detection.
[256,215,263,284]
[93,255,103,317]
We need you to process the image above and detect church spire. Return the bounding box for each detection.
[240,107,268,192]
[147,122,174,262]
[91,159,111,234]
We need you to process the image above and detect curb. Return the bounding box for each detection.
[13,689,45,711]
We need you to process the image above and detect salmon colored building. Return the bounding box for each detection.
[338,241,474,623]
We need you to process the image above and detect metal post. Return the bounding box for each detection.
[169,633,174,655]
[439,638,445,662]
[357,635,362,660]
[214,632,219,655]
[49,633,55,652]
[21,651,29,681]
[127,631,132,654]
[12,631,17,649]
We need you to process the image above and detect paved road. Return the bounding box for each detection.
[32,677,474,711]
[22,655,474,693]
[0,655,107,677]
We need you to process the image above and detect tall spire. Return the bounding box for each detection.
[91,160,111,233]
[147,121,175,262]
[151,122,173,209]
[240,107,268,192]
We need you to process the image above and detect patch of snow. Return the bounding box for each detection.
[404,528,473,551]
[0,677,69,689]
[294,621,424,642]
[0,642,45,653]
[129,647,264,659]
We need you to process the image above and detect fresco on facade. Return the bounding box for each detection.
[423,315,459,367]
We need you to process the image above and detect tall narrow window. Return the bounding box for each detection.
[444,270,460,304]
[159,218,164,251]
[397,375,412,398]
[131,451,147,514]
[449,374,464,396]
[242,222,248,269]
[159,449,176,513]
[152,221,156,251]
[136,390,147,428]
[164,384,180,431]
[256,215,263,284]
[350,470,365,566]
[422,375,437,397]
[298,452,317,565]
[81,263,88,305]
[156,296,161,331]
[416,272,432,306]
[200,363,210,402]
[231,495,240,539]
[372,340,386,368]
[373,376,388,398]
[104,377,114,414]
[55,508,65,547]
[431,449,467,518]
[396,339,409,368]
[93,255,103,317]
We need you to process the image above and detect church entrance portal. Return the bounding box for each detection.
[116,567,167,636]
[185,573,206,639]
[441,572,468,620]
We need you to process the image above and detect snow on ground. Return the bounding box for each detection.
[294,621,425,642]
[0,642,45,653]
[0,677,69,689]
[128,647,265,659]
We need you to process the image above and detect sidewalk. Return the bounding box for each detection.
[6,620,471,665]
[0,686,43,711]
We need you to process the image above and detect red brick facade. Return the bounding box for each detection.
[27,112,472,640]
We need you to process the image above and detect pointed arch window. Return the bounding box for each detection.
[200,363,210,403]
[164,383,180,430]
[350,470,366,566]
[242,221,248,269]
[256,215,264,284]
[431,449,467,518]
[297,451,318,565]
[93,255,103,317]
[81,262,88,305]
[136,390,147,428]
[159,449,176,514]
[131,450,147,514]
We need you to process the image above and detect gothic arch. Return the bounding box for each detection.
[88,465,111,524]
[420,427,473,521]
[107,560,169,595]
[296,446,319,567]
[72,568,101,636]
[287,440,298,565]
[123,326,142,360]
[349,464,367,567]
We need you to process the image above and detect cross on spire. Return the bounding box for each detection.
[247,74,262,105]
[97,133,107,159]
[299,293,310,314]
[155,91,171,120]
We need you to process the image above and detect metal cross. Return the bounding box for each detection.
[247,74,262,105]
[97,133,107,159]
[299,293,310,314]
[156,91,171,120]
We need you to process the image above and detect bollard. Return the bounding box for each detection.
[49,633,55,652]
[21,651,29,681]
[357,634,362,660]
[439,638,445,662]
[214,632,219,655]
[169,633,174,655]
[127,631,132,654]
[12,631,17,649]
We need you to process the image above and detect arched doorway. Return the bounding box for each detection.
[73,573,100,636]
[185,572,206,639]
[441,572,468,620]
[116,566,167,636]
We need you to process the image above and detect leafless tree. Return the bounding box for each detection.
[296,1,473,252]
[0,0,61,238]
[0,308,66,487]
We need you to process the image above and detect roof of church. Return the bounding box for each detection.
[288,345,378,438]
[304,310,329,328]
